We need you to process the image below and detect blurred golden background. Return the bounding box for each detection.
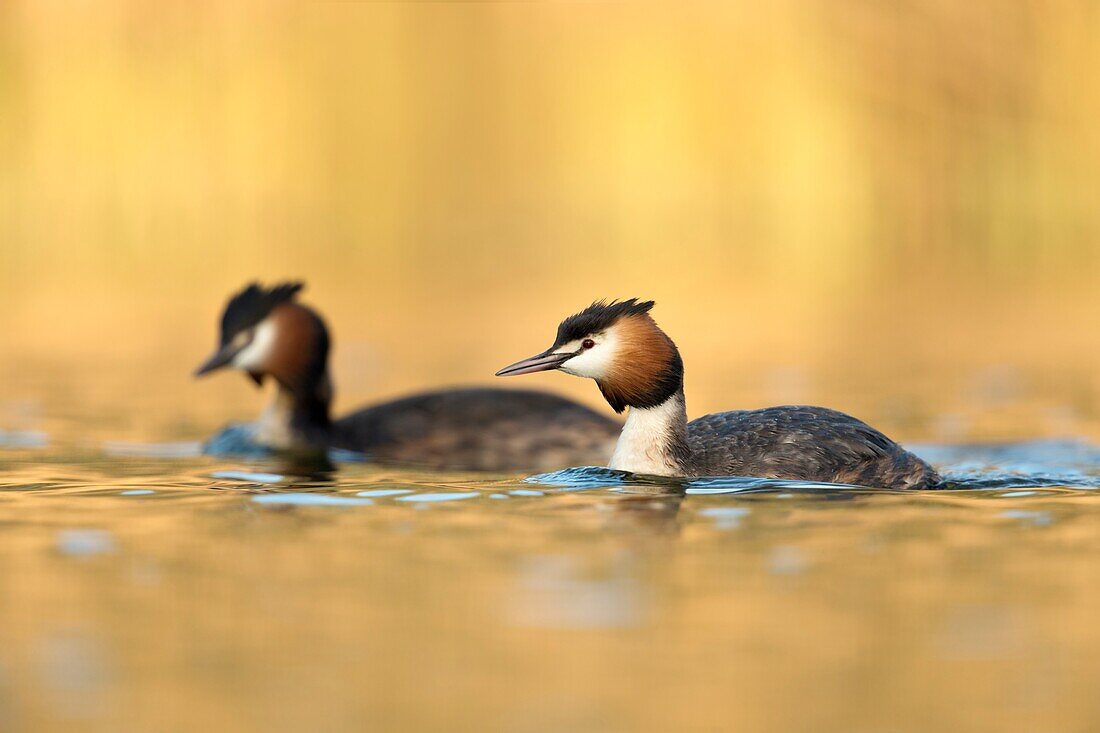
[2,1,1099,442]
[5,7,1100,733]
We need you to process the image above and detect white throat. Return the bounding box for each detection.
[608,392,687,477]
[252,371,333,449]
[254,386,299,448]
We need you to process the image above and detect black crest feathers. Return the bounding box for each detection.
[220,281,304,344]
[552,298,655,348]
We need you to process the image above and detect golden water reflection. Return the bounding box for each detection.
[1,447,1099,732]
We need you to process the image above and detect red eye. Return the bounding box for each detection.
[582,339,595,349]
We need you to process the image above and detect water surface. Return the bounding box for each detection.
[2,431,1100,733]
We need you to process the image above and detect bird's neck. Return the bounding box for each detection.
[254,371,333,449]
[608,387,691,477]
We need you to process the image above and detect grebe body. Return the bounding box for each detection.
[196,283,619,472]
[497,299,939,489]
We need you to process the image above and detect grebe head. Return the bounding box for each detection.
[194,281,330,393]
[496,299,683,413]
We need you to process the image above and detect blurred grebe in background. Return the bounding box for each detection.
[195,282,619,472]
[497,299,940,489]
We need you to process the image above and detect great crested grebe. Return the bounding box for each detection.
[496,299,940,489]
[195,282,619,471]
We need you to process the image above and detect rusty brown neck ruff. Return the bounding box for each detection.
[600,315,692,476]
[253,303,333,450]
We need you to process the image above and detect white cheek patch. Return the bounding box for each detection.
[233,319,277,371]
[560,329,620,379]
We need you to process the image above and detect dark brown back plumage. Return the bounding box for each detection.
[685,406,939,488]
[332,388,620,473]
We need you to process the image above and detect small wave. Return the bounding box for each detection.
[252,493,373,506]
